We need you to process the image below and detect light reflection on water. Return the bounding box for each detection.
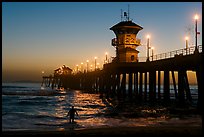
[2,87,202,131]
[54,95,67,118]
[52,90,201,131]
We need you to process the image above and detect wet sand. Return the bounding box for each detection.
[2,126,202,136]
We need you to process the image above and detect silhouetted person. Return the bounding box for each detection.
[67,106,79,123]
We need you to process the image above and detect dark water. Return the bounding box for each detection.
[2,82,201,131]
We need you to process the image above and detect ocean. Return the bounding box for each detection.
[2,82,202,131]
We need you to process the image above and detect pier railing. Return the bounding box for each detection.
[150,45,202,62]
[108,45,202,63]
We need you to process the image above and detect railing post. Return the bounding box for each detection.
[186,48,188,55]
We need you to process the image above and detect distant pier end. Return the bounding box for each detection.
[41,65,72,89]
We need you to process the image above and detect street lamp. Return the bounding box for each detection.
[146,35,150,62]
[194,14,199,53]
[151,47,154,61]
[94,57,97,71]
[105,52,108,63]
[86,60,89,72]
[76,65,79,73]
[81,62,83,72]
[185,36,189,55]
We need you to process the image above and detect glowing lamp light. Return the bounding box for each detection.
[147,34,150,39]
[194,14,199,20]
[194,14,199,53]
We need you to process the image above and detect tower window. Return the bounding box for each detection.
[131,55,134,61]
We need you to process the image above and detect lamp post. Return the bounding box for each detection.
[94,57,97,71]
[105,52,108,63]
[185,36,189,55]
[194,14,199,53]
[146,35,150,62]
[151,47,154,61]
[81,62,83,73]
[76,65,78,73]
[86,60,89,72]
[41,70,45,87]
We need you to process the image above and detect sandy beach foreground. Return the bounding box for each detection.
[2,126,202,136]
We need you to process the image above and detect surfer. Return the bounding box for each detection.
[67,106,79,123]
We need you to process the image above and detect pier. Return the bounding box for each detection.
[42,13,203,112]
[41,45,203,111]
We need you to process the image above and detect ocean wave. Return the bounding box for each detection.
[2,90,63,96]
[2,85,27,89]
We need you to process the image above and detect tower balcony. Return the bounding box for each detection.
[135,38,141,46]
[111,38,117,46]
[111,38,141,46]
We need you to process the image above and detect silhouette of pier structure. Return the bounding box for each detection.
[41,45,203,110]
[69,46,202,106]
[41,12,203,111]
[41,65,72,89]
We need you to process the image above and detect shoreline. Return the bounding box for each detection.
[2,126,202,136]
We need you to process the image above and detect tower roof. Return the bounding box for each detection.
[110,21,143,31]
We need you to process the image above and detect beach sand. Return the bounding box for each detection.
[2,126,202,136]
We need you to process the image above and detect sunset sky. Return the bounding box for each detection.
[2,2,202,82]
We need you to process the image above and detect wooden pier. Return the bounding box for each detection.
[42,14,203,112]
[41,45,203,112]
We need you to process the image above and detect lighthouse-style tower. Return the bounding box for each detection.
[110,11,143,62]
